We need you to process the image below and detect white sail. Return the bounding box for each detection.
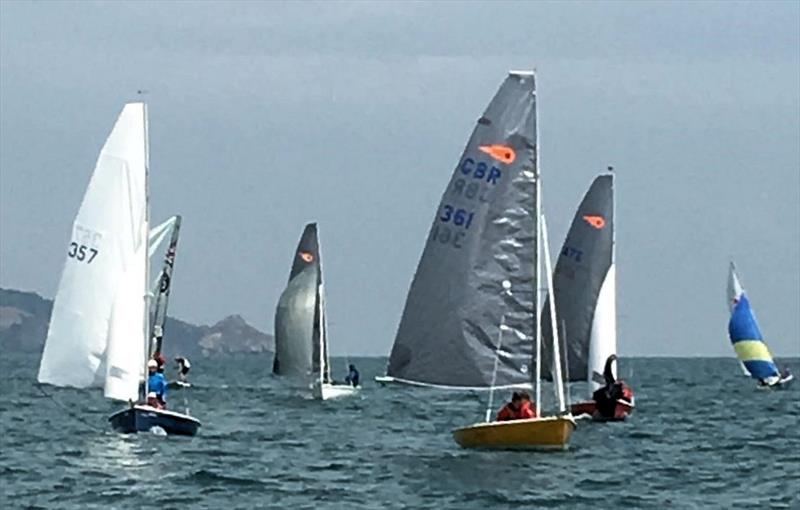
[105,239,148,401]
[38,103,147,391]
[147,216,178,293]
[587,264,617,391]
[727,262,744,312]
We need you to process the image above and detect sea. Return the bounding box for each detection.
[2,353,798,510]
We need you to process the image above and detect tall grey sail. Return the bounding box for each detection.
[542,173,615,385]
[387,72,538,388]
[273,223,328,383]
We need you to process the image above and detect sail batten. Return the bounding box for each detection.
[387,73,538,388]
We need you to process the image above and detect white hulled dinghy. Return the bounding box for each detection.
[37,103,200,436]
[450,71,575,449]
[727,263,793,389]
[273,223,359,400]
[542,172,634,421]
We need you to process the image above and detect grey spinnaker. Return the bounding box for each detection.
[387,72,538,388]
[273,223,324,381]
[542,173,614,383]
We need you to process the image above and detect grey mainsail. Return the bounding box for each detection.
[273,223,327,383]
[542,173,615,383]
[387,72,538,388]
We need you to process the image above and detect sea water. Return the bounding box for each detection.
[1,353,798,509]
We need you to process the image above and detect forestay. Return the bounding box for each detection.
[38,103,148,400]
[387,72,538,388]
[541,174,615,390]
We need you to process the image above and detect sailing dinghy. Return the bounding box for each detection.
[727,263,793,389]
[37,103,200,436]
[383,70,573,449]
[542,172,634,421]
[273,223,358,400]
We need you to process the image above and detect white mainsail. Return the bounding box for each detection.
[38,103,148,400]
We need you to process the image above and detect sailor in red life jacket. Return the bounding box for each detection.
[496,391,537,421]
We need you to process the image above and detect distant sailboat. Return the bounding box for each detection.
[37,103,200,435]
[451,71,575,450]
[727,263,793,388]
[273,223,358,400]
[541,172,634,421]
[377,71,539,391]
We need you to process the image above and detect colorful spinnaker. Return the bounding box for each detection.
[727,263,792,387]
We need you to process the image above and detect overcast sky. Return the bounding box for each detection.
[1,1,798,356]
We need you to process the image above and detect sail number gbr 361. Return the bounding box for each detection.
[428,155,503,250]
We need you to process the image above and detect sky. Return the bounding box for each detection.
[1,1,798,357]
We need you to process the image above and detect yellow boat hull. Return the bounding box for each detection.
[452,416,576,450]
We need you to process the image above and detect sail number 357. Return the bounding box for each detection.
[68,242,98,263]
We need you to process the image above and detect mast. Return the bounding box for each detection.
[533,72,542,417]
[317,227,329,386]
[142,100,151,400]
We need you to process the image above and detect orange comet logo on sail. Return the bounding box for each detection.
[478,144,516,165]
[583,215,606,229]
[298,251,314,263]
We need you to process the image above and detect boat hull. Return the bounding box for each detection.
[571,398,634,421]
[759,374,794,389]
[108,405,201,436]
[453,416,576,450]
[313,383,359,400]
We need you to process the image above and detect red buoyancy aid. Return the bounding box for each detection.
[496,401,537,421]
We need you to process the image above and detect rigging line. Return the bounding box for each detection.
[35,384,99,432]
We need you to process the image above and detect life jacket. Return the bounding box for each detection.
[496,403,518,421]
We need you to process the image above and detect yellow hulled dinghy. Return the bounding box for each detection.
[451,70,577,449]
[453,415,576,450]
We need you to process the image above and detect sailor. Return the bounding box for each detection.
[344,364,360,387]
[592,355,634,418]
[175,357,191,383]
[147,358,167,408]
[496,391,536,421]
[154,352,167,374]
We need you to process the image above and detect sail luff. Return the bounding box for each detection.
[143,102,151,399]
[533,89,542,416]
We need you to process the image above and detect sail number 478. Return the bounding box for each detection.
[68,242,98,263]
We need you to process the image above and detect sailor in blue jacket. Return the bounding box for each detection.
[147,358,168,408]
[344,364,360,387]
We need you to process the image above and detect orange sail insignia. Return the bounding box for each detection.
[582,215,606,229]
[298,251,314,263]
[478,144,516,165]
